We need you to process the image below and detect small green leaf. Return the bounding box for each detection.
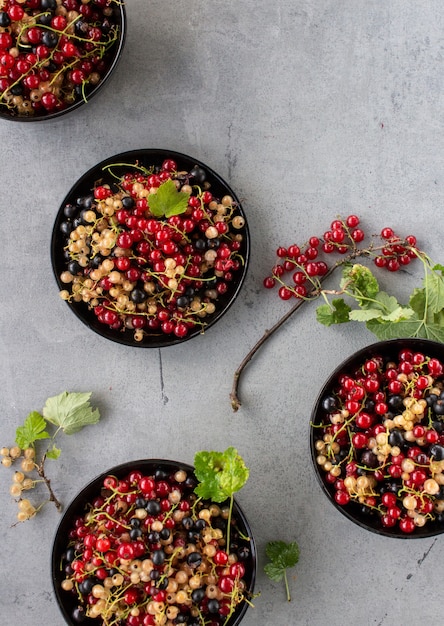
[341,264,379,302]
[266,540,300,569]
[432,264,444,274]
[264,562,285,582]
[148,179,190,218]
[264,540,299,601]
[194,447,249,503]
[43,391,100,435]
[46,444,61,460]
[349,308,383,322]
[316,299,351,326]
[15,412,50,449]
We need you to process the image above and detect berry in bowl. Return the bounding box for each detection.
[310,338,444,537]
[51,457,256,625]
[51,149,250,347]
[0,0,126,121]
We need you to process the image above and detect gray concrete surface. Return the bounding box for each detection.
[1,1,444,624]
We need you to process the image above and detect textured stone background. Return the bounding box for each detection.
[1,1,444,624]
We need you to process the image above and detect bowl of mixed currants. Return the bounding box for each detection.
[52,459,256,626]
[51,149,250,347]
[310,338,444,537]
[0,0,126,121]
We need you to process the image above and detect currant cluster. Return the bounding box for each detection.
[313,348,444,533]
[1,445,38,521]
[58,159,246,341]
[59,467,252,625]
[263,216,419,301]
[0,0,121,117]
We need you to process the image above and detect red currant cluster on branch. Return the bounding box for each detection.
[263,215,418,301]
[0,0,120,117]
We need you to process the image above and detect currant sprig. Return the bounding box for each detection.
[1,391,100,523]
[230,215,425,411]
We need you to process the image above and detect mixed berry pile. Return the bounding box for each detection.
[313,347,444,533]
[263,216,418,301]
[0,0,121,117]
[59,466,253,625]
[57,159,246,342]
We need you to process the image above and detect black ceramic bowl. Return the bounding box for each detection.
[310,338,444,538]
[51,149,250,347]
[0,1,126,122]
[51,459,256,626]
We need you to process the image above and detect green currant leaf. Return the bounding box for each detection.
[340,264,379,303]
[266,540,300,570]
[432,263,444,274]
[15,411,50,449]
[264,540,299,601]
[409,288,426,317]
[194,447,249,503]
[264,562,285,582]
[148,179,190,218]
[423,271,444,314]
[316,299,351,326]
[43,391,100,435]
[46,444,61,460]
[349,308,384,322]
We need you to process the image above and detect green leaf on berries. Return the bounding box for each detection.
[194,447,249,502]
[316,299,351,326]
[432,264,444,274]
[264,540,299,601]
[148,179,190,218]
[43,391,100,435]
[15,411,50,449]
[46,444,61,460]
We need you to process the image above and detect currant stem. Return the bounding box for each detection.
[284,570,291,602]
[36,454,62,512]
[230,259,341,411]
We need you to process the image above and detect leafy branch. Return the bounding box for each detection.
[1,392,100,521]
[230,219,443,411]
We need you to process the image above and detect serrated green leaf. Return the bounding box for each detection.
[266,540,300,569]
[432,264,444,274]
[46,444,61,460]
[265,540,288,562]
[341,264,380,303]
[316,299,351,327]
[366,316,427,341]
[148,179,190,218]
[349,308,383,322]
[43,391,100,435]
[194,447,249,503]
[424,271,444,314]
[15,411,50,449]
[264,562,285,582]
[409,288,426,316]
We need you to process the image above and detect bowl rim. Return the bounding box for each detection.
[51,457,257,625]
[50,148,251,348]
[0,2,127,123]
[310,337,444,538]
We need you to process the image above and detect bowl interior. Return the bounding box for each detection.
[51,149,250,347]
[0,3,126,122]
[52,459,256,625]
[310,338,444,538]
